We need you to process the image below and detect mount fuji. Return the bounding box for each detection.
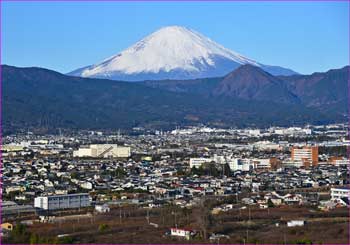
[69,26,297,81]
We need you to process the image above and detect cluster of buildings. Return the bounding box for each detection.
[1,123,349,226]
[189,145,339,171]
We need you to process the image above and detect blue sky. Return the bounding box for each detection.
[2,1,349,74]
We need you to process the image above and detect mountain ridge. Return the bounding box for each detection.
[3,64,346,134]
[142,65,348,108]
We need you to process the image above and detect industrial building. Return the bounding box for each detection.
[34,193,91,210]
[73,144,131,158]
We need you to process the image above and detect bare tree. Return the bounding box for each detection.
[196,197,211,240]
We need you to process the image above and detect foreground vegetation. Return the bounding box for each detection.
[4,202,349,244]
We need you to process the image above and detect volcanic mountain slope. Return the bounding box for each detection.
[279,66,349,108]
[69,26,297,81]
[144,65,299,104]
[3,65,333,133]
[213,65,299,104]
[143,65,348,111]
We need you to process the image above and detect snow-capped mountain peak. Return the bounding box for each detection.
[69,26,296,81]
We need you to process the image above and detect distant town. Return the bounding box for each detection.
[1,123,349,243]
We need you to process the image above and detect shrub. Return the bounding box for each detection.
[98,223,109,232]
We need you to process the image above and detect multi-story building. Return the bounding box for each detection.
[291,146,318,167]
[228,158,253,172]
[73,144,131,158]
[252,158,271,169]
[189,158,212,169]
[330,187,350,201]
[34,193,91,210]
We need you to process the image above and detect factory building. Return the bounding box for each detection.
[73,144,131,158]
[34,193,91,210]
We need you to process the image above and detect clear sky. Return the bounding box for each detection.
[2,1,349,74]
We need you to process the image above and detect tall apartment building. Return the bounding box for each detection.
[291,146,318,167]
[34,193,91,210]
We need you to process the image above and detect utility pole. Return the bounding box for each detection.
[247,205,251,244]
[174,210,177,228]
[146,209,150,224]
[248,206,251,222]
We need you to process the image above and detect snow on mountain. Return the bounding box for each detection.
[69,26,297,81]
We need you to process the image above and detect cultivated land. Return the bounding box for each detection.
[4,203,349,244]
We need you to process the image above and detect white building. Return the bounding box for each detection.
[274,127,311,136]
[73,144,131,158]
[287,220,305,227]
[170,228,193,240]
[331,187,350,201]
[248,129,261,136]
[95,204,110,213]
[34,193,90,210]
[189,158,212,168]
[228,158,253,171]
[212,155,226,165]
[252,141,281,151]
[80,181,93,190]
